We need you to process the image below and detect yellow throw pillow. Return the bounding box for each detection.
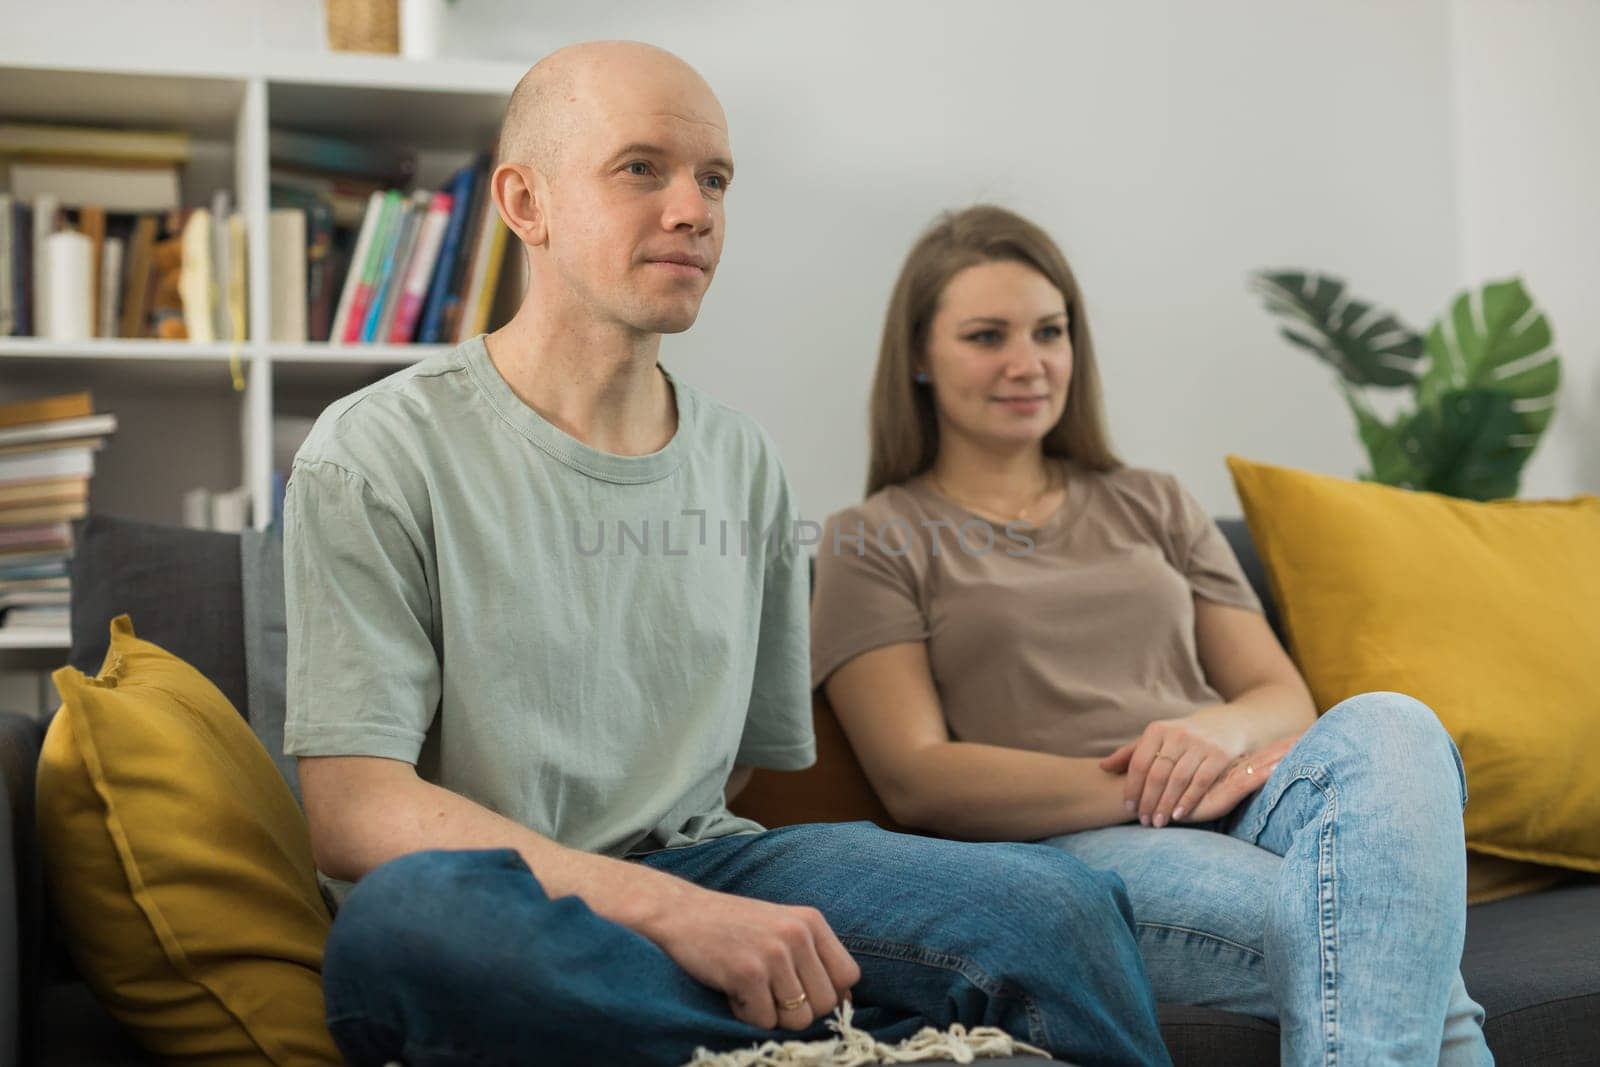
[36,614,341,1065]
[1226,456,1600,876]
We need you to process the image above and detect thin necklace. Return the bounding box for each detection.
[931,461,1060,524]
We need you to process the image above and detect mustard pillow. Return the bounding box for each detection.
[1226,456,1600,876]
[36,614,341,1065]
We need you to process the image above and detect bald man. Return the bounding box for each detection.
[283,40,1170,1067]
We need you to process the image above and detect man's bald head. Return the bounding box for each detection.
[497,40,726,180]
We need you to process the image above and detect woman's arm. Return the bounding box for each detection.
[1108,597,1317,826]
[823,641,1135,840]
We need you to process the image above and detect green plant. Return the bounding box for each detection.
[1250,272,1561,500]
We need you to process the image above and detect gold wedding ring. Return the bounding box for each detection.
[1153,752,1177,762]
[780,993,808,1012]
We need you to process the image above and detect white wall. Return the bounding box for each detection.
[447,0,1470,520]
[0,0,1593,523]
[1449,0,1600,500]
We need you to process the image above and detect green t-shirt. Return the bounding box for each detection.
[283,336,814,892]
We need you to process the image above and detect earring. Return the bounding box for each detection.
[914,371,930,385]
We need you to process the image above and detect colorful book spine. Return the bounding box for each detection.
[388,190,453,343]
[358,199,412,342]
[416,166,476,344]
[339,190,402,344]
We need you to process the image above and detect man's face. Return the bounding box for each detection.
[543,72,732,336]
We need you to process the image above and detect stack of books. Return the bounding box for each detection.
[270,136,513,345]
[0,121,248,343]
[0,391,117,632]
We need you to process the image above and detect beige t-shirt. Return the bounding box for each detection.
[810,460,1263,758]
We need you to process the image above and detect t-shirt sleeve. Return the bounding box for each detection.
[735,469,817,772]
[282,458,442,763]
[809,507,929,691]
[1169,474,1263,614]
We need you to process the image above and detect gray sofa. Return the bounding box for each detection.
[0,513,1594,1066]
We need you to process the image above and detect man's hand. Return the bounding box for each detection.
[1099,715,1248,827]
[646,885,861,1031]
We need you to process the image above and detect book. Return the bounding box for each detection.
[79,205,106,333]
[0,546,70,567]
[0,435,107,459]
[388,189,453,342]
[268,208,308,342]
[119,215,158,338]
[460,215,509,341]
[0,123,190,164]
[270,129,416,185]
[0,413,116,449]
[178,208,214,343]
[438,154,492,343]
[0,605,70,630]
[182,487,211,530]
[0,446,95,484]
[0,393,93,429]
[270,171,373,229]
[45,229,93,341]
[0,475,89,508]
[210,485,251,533]
[341,190,403,344]
[210,191,233,341]
[0,522,72,550]
[0,558,70,581]
[366,193,427,342]
[98,236,124,338]
[304,199,336,341]
[32,193,57,336]
[0,589,71,612]
[0,194,11,335]
[417,165,477,344]
[9,161,180,213]
[227,211,248,344]
[0,500,88,528]
[148,211,187,339]
[9,199,32,336]
[328,191,385,344]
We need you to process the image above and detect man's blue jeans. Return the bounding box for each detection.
[1044,693,1493,1066]
[320,822,1173,1067]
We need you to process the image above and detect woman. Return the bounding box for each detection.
[810,204,1491,1065]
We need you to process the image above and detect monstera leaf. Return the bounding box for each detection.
[1251,271,1425,387]
[1418,278,1561,461]
[1398,389,1525,500]
[1341,383,1422,487]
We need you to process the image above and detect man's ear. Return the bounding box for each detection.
[492,161,547,248]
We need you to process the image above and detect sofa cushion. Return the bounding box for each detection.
[1226,456,1600,876]
[35,614,339,1065]
[1465,880,1600,1056]
[68,515,248,719]
[240,529,298,806]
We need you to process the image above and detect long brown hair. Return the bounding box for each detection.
[865,204,1122,496]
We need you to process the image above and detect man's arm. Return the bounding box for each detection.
[301,753,861,1031]
[301,755,693,930]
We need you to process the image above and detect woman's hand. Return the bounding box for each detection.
[1098,715,1248,827]
[1179,733,1299,823]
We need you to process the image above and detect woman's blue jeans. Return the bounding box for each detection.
[320,821,1173,1066]
[1043,692,1493,1066]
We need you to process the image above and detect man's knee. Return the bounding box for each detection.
[325,848,533,988]
[964,843,1139,953]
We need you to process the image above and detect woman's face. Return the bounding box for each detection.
[920,260,1073,451]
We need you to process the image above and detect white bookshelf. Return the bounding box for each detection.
[0,50,522,664]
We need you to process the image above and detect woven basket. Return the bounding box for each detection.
[325,0,400,54]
